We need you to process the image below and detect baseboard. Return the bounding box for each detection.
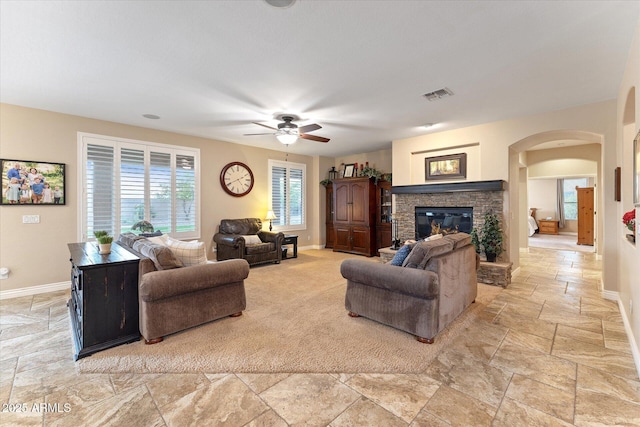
[0,281,70,300]
[614,295,640,379]
[601,289,618,301]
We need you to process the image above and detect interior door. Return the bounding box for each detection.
[576,187,594,245]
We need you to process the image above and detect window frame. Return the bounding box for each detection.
[268,159,306,232]
[77,132,200,241]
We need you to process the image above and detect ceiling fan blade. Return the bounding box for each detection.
[298,123,321,133]
[244,132,274,136]
[300,133,330,143]
[252,122,278,131]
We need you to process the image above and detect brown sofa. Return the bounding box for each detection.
[340,233,478,343]
[213,218,284,266]
[117,233,250,344]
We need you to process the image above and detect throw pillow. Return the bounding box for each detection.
[132,239,183,270]
[402,239,454,269]
[165,236,208,266]
[241,235,262,245]
[389,244,412,266]
[147,234,169,246]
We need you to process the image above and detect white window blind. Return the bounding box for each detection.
[269,159,305,230]
[79,133,199,241]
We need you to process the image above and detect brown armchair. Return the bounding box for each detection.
[213,218,284,266]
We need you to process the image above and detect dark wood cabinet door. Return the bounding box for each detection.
[350,181,368,224]
[334,181,351,223]
[334,225,352,251]
[351,226,371,254]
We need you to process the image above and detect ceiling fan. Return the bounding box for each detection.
[244,115,330,145]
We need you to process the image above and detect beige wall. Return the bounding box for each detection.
[335,148,392,177]
[616,19,640,360]
[392,101,617,277]
[0,104,324,294]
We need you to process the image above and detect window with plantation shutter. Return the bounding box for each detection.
[79,133,199,241]
[268,159,305,230]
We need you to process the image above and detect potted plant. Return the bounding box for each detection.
[469,228,480,254]
[132,220,155,233]
[478,212,503,262]
[94,230,113,254]
[623,209,636,243]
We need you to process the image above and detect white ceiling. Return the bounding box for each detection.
[1,1,638,157]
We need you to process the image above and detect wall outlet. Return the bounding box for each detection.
[22,215,40,224]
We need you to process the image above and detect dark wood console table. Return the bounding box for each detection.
[67,242,140,360]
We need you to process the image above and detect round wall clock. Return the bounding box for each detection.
[220,162,254,197]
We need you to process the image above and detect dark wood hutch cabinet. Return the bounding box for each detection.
[67,242,140,360]
[324,184,335,249]
[332,177,377,256]
[376,180,392,249]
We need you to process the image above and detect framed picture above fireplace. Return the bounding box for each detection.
[425,153,467,181]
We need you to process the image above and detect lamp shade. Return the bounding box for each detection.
[265,210,277,220]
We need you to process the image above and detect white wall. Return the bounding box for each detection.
[528,179,557,221]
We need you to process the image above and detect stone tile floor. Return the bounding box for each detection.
[0,248,638,426]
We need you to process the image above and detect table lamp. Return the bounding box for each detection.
[265,210,277,231]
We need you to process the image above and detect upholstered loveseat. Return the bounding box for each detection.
[340,232,478,343]
[117,233,250,344]
[213,218,284,266]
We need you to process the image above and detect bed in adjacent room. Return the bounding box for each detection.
[528,208,539,237]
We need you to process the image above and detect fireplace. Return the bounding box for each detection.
[392,180,507,261]
[415,207,473,239]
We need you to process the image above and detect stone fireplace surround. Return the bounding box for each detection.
[392,180,507,262]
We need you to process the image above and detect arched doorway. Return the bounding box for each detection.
[508,131,603,268]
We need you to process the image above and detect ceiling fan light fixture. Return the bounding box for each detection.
[275,128,299,145]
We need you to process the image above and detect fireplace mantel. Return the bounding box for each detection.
[392,180,506,194]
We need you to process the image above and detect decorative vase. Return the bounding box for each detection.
[626,234,636,244]
[486,252,497,262]
[99,243,111,254]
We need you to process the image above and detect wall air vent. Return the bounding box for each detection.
[423,87,453,101]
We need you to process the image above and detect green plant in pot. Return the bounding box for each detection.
[94,230,113,254]
[469,228,481,254]
[478,212,503,262]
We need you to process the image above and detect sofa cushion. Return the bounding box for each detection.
[444,232,471,249]
[402,239,454,269]
[242,235,262,245]
[245,242,275,255]
[133,239,183,270]
[166,236,208,267]
[389,244,413,266]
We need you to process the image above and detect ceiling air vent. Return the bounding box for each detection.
[423,87,453,101]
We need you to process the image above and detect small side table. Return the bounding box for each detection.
[282,235,298,259]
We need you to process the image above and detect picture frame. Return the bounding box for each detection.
[425,153,467,181]
[343,163,355,178]
[635,130,640,206]
[615,166,621,202]
[1,158,66,205]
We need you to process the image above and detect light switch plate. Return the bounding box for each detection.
[22,215,40,224]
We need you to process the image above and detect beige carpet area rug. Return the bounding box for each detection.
[78,250,501,374]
